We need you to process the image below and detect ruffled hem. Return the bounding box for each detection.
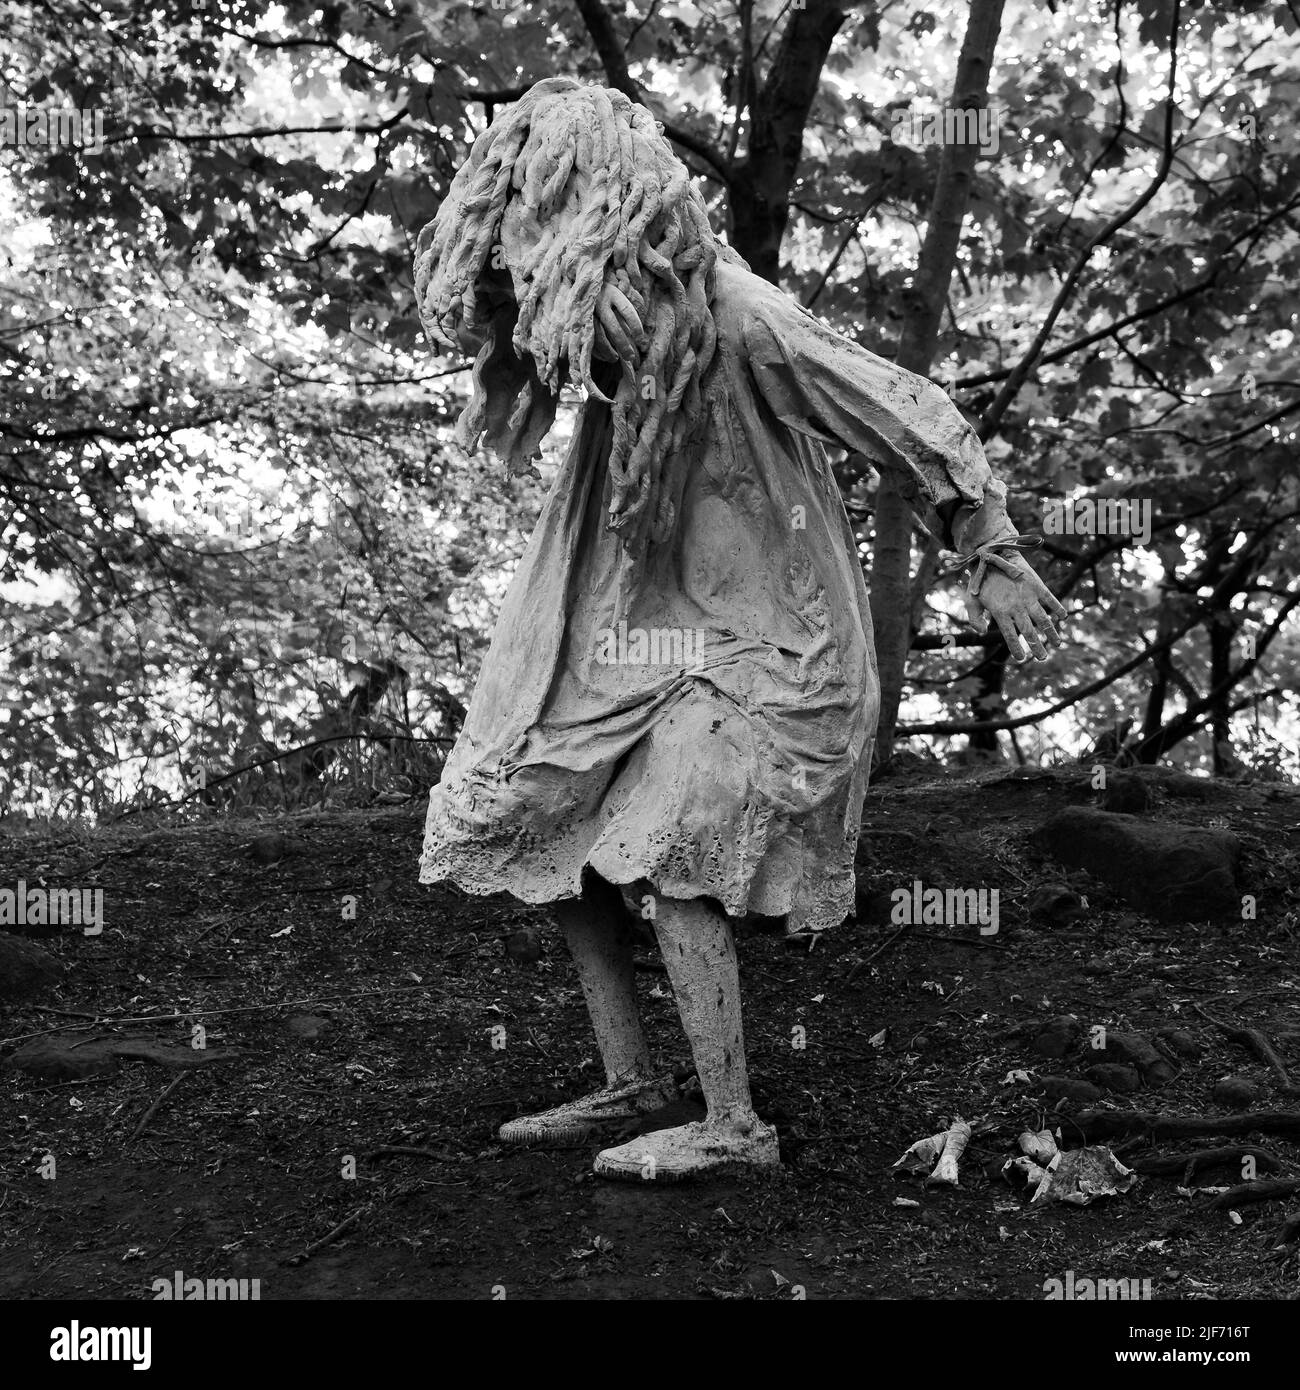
[418,827,857,933]
[418,686,864,934]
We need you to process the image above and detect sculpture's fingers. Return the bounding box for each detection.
[1027,601,1061,648]
[1017,608,1048,661]
[994,612,1028,663]
[1031,573,1067,620]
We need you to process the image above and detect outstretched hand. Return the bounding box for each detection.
[968,560,1066,663]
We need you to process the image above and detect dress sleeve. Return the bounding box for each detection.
[743,297,997,544]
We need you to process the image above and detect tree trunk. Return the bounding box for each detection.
[574,0,844,285]
[728,0,846,282]
[1138,657,1170,765]
[1208,609,1236,774]
[967,639,1009,757]
[869,0,1005,762]
[1137,596,1177,762]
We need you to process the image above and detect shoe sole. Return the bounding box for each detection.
[497,1083,677,1149]
[593,1149,780,1183]
[499,1118,612,1148]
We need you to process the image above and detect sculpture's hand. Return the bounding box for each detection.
[968,559,1066,663]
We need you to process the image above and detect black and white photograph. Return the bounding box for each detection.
[2,0,1299,1353]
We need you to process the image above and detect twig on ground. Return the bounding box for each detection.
[1199,988,1300,1010]
[283,1206,372,1266]
[1,982,449,1047]
[191,917,238,946]
[1058,1110,1300,1143]
[128,1071,190,1143]
[745,964,795,986]
[811,1038,879,1064]
[1210,1179,1300,1211]
[910,931,1007,950]
[1133,1145,1280,1182]
[148,1216,202,1261]
[845,922,914,981]
[1194,1003,1300,1095]
[364,1146,459,1161]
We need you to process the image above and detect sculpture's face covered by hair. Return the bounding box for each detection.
[453,169,612,360]
[414,78,738,550]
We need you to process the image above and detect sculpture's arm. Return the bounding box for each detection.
[742,301,1065,661]
[743,307,1000,549]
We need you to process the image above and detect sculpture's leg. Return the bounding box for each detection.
[593,896,779,1181]
[496,877,673,1147]
[554,881,652,1087]
[652,897,754,1126]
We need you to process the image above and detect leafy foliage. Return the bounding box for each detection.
[1,0,1297,818]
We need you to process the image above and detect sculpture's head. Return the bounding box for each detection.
[415,77,743,548]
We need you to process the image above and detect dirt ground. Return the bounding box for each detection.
[2,763,1299,1301]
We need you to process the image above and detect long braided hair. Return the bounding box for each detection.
[415,77,741,551]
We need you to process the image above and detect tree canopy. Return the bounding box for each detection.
[2,0,1297,818]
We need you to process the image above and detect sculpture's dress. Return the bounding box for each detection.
[420,258,994,931]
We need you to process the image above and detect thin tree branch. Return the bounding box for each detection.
[978,0,1183,439]
[571,0,733,181]
[104,111,409,148]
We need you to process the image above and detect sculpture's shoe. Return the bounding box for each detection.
[593,1116,780,1182]
[497,1076,676,1148]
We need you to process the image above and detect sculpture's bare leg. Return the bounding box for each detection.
[496,878,672,1147]
[554,882,652,1086]
[593,895,778,1181]
[651,897,754,1128]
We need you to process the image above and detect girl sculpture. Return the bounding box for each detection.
[414,77,1063,1180]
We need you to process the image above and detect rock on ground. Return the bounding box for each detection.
[0,932,65,1002]
[1032,808,1240,921]
[1213,1076,1263,1110]
[506,927,542,963]
[1086,1062,1143,1094]
[1032,1014,1082,1058]
[1040,1075,1102,1104]
[4,1034,239,1081]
